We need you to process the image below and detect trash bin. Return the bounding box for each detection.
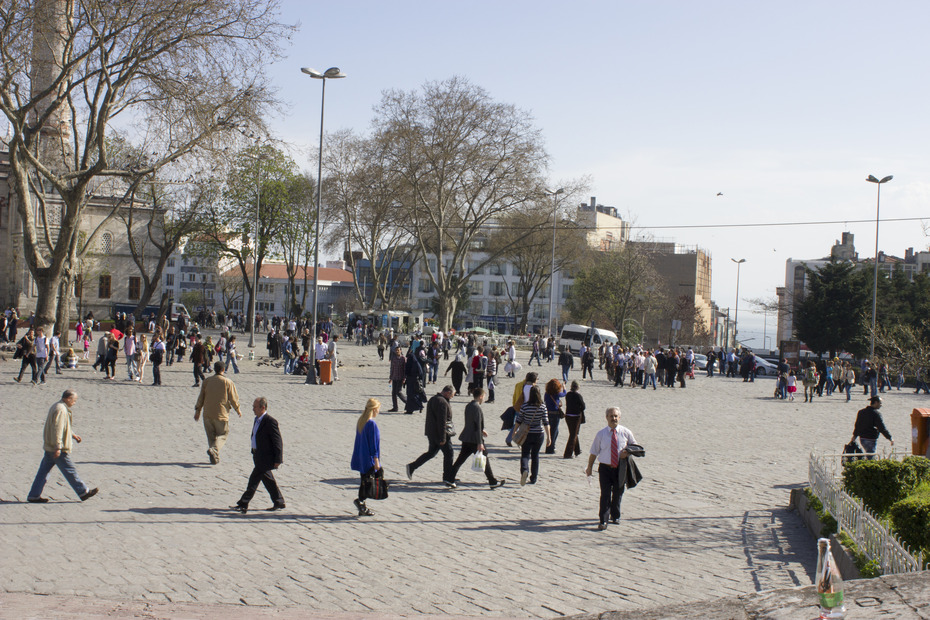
[318,359,332,385]
[910,408,930,456]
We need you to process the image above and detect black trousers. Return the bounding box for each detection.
[449,441,495,484]
[598,462,625,524]
[563,415,583,458]
[17,355,37,382]
[193,363,205,384]
[409,435,454,482]
[152,361,161,385]
[238,457,284,507]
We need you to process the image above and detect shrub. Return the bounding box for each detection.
[889,483,930,559]
[842,457,930,516]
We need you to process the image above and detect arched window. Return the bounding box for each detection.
[101,232,113,255]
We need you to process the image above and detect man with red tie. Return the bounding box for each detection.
[585,407,637,531]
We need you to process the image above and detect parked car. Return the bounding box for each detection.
[753,355,778,376]
[693,353,708,370]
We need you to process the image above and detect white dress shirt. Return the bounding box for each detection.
[589,425,636,466]
[251,413,267,450]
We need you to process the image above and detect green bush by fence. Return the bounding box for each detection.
[842,457,930,515]
[889,483,930,559]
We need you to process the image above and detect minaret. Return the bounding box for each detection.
[29,0,72,171]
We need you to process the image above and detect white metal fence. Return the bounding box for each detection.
[808,449,927,575]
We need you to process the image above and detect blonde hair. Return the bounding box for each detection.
[140,334,148,348]
[357,398,381,433]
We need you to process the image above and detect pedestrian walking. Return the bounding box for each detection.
[405,385,456,487]
[13,328,38,384]
[585,407,637,530]
[26,389,99,503]
[516,385,550,486]
[194,362,243,464]
[447,388,506,489]
[558,346,574,384]
[851,396,893,458]
[562,380,586,458]
[232,397,285,513]
[151,333,165,385]
[351,398,383,517]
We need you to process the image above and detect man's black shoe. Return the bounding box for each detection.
[79,487,99,501]
[610,518,620,524]
[27,497,49,503]
[266,503,286,511]
[387,408,398,412]
[490,479,506,489]
[231,504,248,513]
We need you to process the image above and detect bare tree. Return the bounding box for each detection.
[374,77,549,330]
[0,0,291,333]
[322,130,416,310]
[487,208,585,334]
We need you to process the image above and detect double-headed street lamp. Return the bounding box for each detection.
[544,187,564,337]
[866,174,893,358]
[301,66,345,385]
[731,258,746,346]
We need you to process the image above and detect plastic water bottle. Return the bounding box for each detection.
[248,350,254,361]
[815,538,845,619]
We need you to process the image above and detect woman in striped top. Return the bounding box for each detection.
[515,385,550,486]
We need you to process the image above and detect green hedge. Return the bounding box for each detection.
[842,457,930,516]
[889,484,930,559]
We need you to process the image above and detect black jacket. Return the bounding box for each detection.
[853,406,891,441]
[252,414,284,471]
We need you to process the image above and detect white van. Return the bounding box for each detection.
[170,303,190,322]
[558,324,619,354]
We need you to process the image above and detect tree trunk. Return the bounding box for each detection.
[55,272,73,345]
[32,273,60,336]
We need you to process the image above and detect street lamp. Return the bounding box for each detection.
[866,174,893,358]
[731,258,746,346]
[543,187,564,337]
[247,151,269,349]
[301,66,345,384]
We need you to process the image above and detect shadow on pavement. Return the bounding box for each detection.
[83,460,212,468]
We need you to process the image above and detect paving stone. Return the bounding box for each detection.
[3,339,924,617]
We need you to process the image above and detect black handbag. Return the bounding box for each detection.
[364,470,389,500]
[842,440,864,464]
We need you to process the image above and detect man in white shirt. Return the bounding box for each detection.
[34,328,49,383]
[585,407,637,530]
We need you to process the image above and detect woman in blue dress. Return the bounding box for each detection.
[351,398,382,517]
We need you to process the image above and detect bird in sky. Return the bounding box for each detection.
[716,192,724,196]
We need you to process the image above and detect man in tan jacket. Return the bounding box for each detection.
[27,389,98,503]
[195,362,242,464]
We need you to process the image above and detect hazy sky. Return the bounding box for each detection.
[264,0,930,347]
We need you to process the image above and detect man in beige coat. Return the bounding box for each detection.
[27,389,98,503]
[195,362,242,464]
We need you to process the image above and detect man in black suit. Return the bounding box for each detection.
[232,397,285,513]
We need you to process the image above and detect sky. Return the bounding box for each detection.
[261,1,930,348]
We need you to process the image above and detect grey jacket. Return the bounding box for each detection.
[459,400,485,444]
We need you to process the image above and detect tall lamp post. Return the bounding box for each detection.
[544,187,564,337]
[866,174,893,358]
[247,151,268,349]
[731,258,746,346]
[301,66,345,384]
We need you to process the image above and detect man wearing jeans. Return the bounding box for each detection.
[852,396,893,458]
[27,390,99,503]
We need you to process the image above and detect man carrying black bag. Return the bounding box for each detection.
[585,407,638,531]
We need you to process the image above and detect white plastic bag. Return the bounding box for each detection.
[511,361,522,373]
[471,452,487,472]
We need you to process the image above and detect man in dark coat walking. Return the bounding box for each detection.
[233,397,285,513]
[406,386,456,487]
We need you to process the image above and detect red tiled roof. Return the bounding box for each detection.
[221,263,353,283]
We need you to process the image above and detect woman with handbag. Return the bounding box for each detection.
[351,398,383,517]
[515,386,550,486]
[544,378,567,454]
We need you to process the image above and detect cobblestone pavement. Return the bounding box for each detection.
[1,340,922,617]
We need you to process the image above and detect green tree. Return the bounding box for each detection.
[565,244,665,339]
[793,261,871,357]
